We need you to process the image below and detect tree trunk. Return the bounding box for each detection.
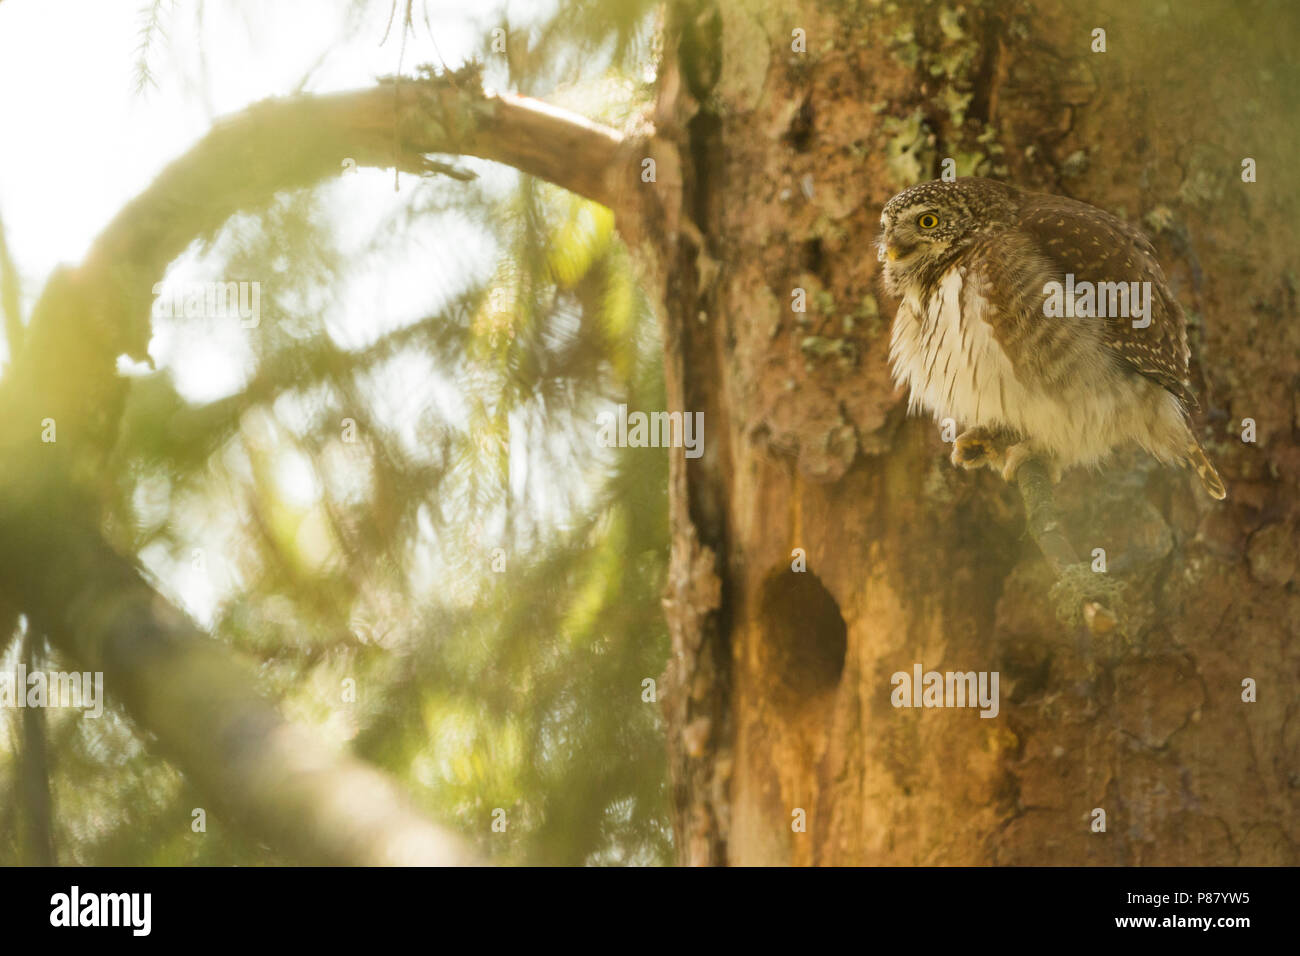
[653,0,1299,865]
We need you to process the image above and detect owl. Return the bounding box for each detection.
[877,177,1225,500]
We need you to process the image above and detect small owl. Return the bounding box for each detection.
[877,177,1225,499]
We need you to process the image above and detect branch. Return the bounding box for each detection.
[2,69,643,453]
[79,70,636,360]
[19,633,56,865]
[0,484,476,865]
[1016,460,1122,636]
[1016,460,1078,572]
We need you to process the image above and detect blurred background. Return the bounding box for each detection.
[0,0,671,865]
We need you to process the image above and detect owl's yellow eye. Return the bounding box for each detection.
[917,213,939,230]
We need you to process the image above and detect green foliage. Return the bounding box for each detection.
[2,0,671,866]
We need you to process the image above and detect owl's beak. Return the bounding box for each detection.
[881,240,918,263]
[877,233,905,263]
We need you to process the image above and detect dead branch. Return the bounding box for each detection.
[1016,460,1121,636]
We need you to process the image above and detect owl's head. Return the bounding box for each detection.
[877,177,1017,297]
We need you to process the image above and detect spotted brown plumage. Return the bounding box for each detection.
[878,176,1225,499]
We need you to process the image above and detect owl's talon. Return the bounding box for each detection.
[1001,447,1029,483]
[951,434,996,470]
[951,426,1016,472]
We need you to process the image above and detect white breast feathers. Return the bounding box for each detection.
[888,267,1020,430]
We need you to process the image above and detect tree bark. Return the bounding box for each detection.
[650,0,1300,865]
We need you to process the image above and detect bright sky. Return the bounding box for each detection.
[0,0,491,285]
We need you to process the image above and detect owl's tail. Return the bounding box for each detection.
[1185,436,1226,500]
